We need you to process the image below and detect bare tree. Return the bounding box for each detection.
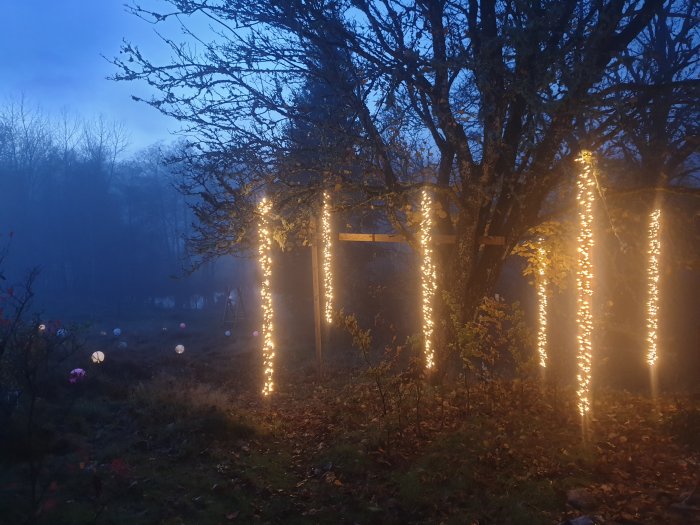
[113,0,697,366]
[81,115,130,180]
[600,0,699,187]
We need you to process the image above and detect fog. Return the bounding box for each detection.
[0,101,427,361]
[2,99,698,391]
[0,104,253,325]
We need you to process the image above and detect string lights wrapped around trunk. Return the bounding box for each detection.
[249,158,665,404]
[420,188,437,370]
[575,151,595,416]
[322,191,334,324]
[646,208,661,367]
[257,198,275,396]
[536,244,548,369]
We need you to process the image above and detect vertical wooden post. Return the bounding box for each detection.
[311,217,324,378]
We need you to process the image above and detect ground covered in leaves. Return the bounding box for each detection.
[1,318,699,525]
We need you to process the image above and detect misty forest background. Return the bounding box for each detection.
[0,95,698,388]
[0,100,424,364]
[0,103,249,317]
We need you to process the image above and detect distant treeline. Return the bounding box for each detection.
[0,100,246,317]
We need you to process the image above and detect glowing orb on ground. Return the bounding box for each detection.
[38,324,46,333]
[57,328,68,337]
[224,330,231,337]
[162,327,167,332]
[118,341,128,349]
[113,328,122,337]
[179,323,186,329]
[100,331,107,336]
[175,344,185,354]
[69,368,86,384]
[91,351,105,364]
[253,330,259,337]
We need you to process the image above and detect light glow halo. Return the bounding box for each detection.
[420,188,437,370]
[536,243,548,369]
[575,151,595,417]
[322,191,334,324]
[258,198,275,396]
[646,208,661,367]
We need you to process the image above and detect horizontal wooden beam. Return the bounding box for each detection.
[479,235,506,246]
[338,232,405,243]
[337,233,505,246]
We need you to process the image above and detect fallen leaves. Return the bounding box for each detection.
[5,348,699,525]
[211,375,699,523]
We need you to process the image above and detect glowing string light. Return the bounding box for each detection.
[646,208,661,367]
[322,191,334,324]
[257,198,275,396]
[420,188,437,370]
[536,243,548,369]
[575,151,595,416]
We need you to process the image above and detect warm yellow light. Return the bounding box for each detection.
[536,243,548,369]
[647,208,661,367]
[575,151,595,416]
[322,191,334,324]
[258,198,275,396]
[420,188,437,370]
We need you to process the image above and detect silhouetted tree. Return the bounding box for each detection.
[0,102,207,312]
[113,0,697,367]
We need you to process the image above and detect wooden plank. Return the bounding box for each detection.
[311,218,324,379]
[435,234,456,244]
[338,232,506,246]
[338,232,405,243]
[480,235,506,246]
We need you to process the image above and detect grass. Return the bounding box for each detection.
[1,324,699,524]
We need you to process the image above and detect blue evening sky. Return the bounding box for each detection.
[0,0,210,155]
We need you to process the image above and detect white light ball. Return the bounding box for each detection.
[179,322,186,329]
[175,344,185,354]
[113,328,122,337]
[38,324,46,333]
[253,330,259,337]
[224,330,231,337]
[91,351,105,364]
